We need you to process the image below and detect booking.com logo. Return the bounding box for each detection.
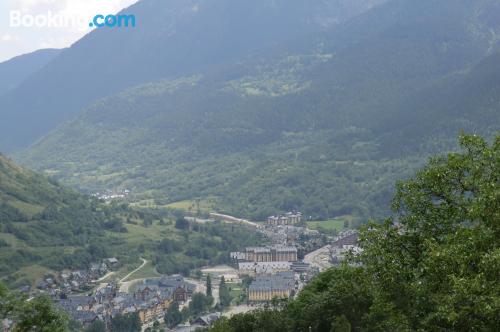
[9,11,136,30]
[89,14,136,28]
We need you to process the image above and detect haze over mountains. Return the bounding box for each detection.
[0,0,385,151]
[2,0,500,220]
[0,48,62,96]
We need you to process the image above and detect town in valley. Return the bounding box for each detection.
[9,210,360,331]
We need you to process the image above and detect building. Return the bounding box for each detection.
[245,245,298,262]
[290,261,310,273]
[193,312,222,327]
[332,231,359,247]
[248,272,296,302]
[173,286,189,302]
[238,261,291,275]
[230,252,246,260]
[267,212,302,226]
[56,274,192,326]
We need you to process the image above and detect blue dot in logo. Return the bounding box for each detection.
[89,22,94,27]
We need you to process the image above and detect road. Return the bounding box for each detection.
[118,258,147,292]
[222,304,257,318]
[304,245,332,271]
[209,213,261,228]
[94,271,115,282]
[120,258,147,282]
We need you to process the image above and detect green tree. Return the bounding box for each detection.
[85,320,106,332]
[175,217,189,230]
[164,301,182,328]
[207,134,500,332]
[219,276,233,308]
[358,134,500,331]
[0,284,70,332]
[206,274,212,297]
[110,313,141,332]
[331,315,351,332]
[189,293,208,316]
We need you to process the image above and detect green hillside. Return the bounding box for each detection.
[209,134,500,331]
[0,0,384,151]
[18,0,500,221]
[0,155,261,287]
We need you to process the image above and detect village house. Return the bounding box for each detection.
[245,245,298,262]
[193,312,222,327]
[238,261,292,276]
[248,271,296,302]
[56,274,193,326]
[267,212,302,226]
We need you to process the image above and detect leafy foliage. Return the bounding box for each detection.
[164,301,182,328]
[110,313,141,332]
[208,134,500,331]
[0,155,262,286]
[18,0,500,220]
[0,283,69,332]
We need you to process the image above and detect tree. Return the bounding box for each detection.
[219,276,233,308]
[175,217,189,230]
[110,313,141,332]
[189,293,208,316]
[165,301,182,328]
[331,315,351,332]
[357,134,500,331]
[206,134,500,332]
[85,320,106,332]
[0,284,70,332]
[206,274,212,297]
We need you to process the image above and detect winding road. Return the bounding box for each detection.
[118,258,147,292]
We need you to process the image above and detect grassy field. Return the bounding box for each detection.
[131,198,217,215]
[115,221,178,246]
[307,215,357,231]
[165,199,216,214]
[123,260,161,281]
[10,265,55,286]
[227,282,245,304]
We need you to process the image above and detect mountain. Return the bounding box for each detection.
[0,154,261,287]
[376,52,500,155]
[0,48,62,95]
[0,153,109,282]
[17,0,500,221]
[0,0,385,151]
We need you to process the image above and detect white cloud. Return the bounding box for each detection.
[1,33,18,42]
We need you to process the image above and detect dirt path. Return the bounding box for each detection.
[94,271,115,282]
[117,258,147,292]
[119,277,147,293]
[120,258,147,283]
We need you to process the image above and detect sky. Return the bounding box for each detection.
[0,0,139,62]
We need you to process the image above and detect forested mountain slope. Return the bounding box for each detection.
[0,153,110,282]
[209,134,500,331]
[18,0,500,221]
[0,155,261,287]
[0,0,384,151]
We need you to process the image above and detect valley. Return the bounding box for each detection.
[0,0,498,331]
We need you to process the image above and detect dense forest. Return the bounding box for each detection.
[1,0,498,331]
[16,0,500,221]
[0,154,262,287]
[2,134,497,331]
[208,134,500,331]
